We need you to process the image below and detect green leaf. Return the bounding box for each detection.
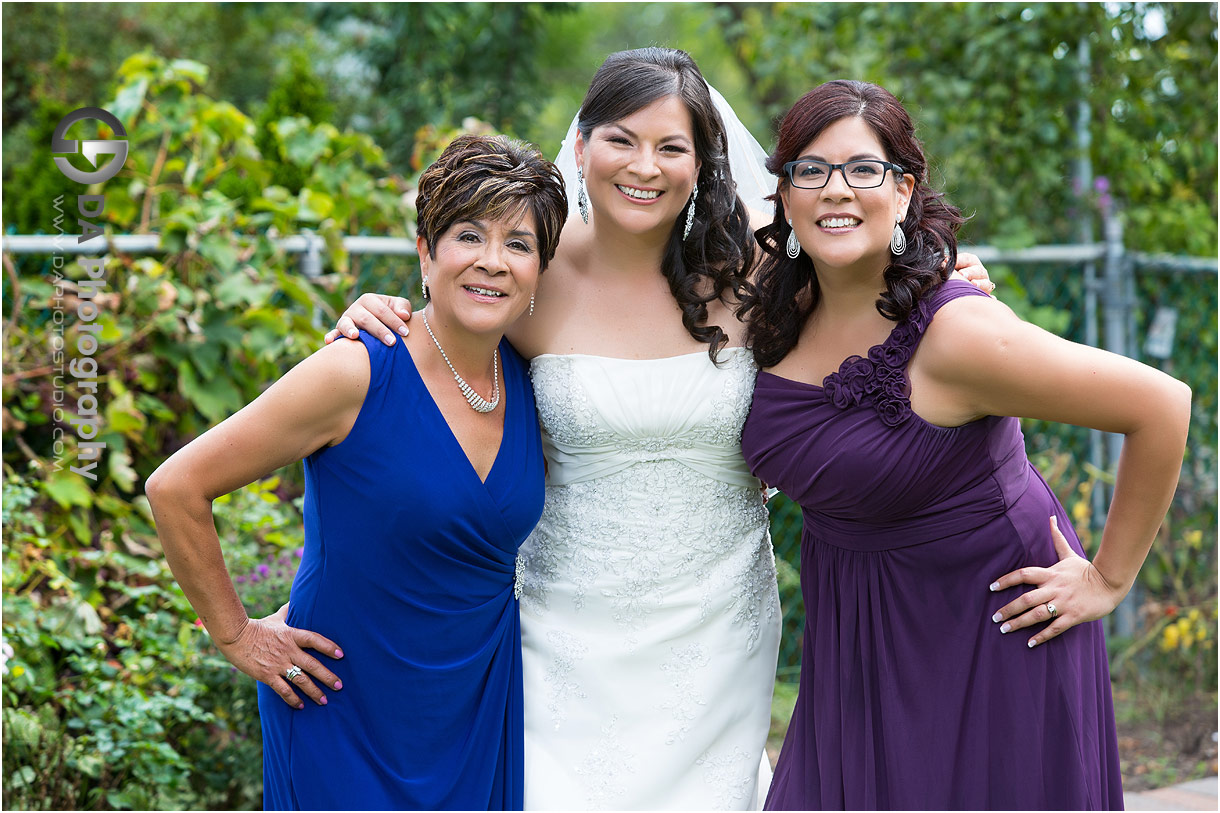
[277,117,330,166]
[214,272,274,308]
[198,234,238,275]
[177,360,243,423]
[44,468,95,509]
[109,77,149,127]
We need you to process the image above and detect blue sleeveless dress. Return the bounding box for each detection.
[257,331,543,810]
[743,281,1122,810]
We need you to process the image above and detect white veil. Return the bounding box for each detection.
[552,81,776,224]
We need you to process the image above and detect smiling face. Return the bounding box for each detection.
[780,116,913,275]
[575,94,701,239]
[418,211,541,337]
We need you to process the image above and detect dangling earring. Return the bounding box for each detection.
[786,219,801,259]
[421,275,430,301]
[529,292,535,317]
[682,181,699,241]
[890,221,907,255]
[577,166,589,225]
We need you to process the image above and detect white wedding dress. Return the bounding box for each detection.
[515,347,782,810]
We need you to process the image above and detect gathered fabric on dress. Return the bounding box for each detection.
[258,331,544,811]
[516,347,782,810]
[742,280,1123,810]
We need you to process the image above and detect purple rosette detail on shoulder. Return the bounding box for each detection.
[821,375,856,410]
[839,356,876,406]
[876,395,912,427]
[908,300,932,333]
[868,341,914,370]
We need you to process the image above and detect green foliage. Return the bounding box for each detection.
[309,3,572,170]
[708,2,1217,254]
[254,51,336,195]
[2,475,262,809]
[2,51,406,810]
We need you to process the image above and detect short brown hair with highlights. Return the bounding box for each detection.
[415,134,568,271]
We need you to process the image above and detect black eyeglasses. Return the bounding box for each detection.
[782,159,905,190]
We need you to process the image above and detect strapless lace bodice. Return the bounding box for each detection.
[530,348,762,489]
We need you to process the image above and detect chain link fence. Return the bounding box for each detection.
[4,231,1215,682]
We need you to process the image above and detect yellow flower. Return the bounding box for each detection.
[1071,500,1089,523]
[1162,623,1181,651]
[11,666,24,677]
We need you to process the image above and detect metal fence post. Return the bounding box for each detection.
[299,229,324,328]
[1075,30,1109,534]
[1102,207,1140,639]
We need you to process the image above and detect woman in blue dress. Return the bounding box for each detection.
[146,134,568,810]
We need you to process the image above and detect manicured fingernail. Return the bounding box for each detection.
[298,703,305,709]
[347,330,357,339]
[320,696,327,705]
[1000,623,1011,634]
[398,326,409,336]
[1050,515,1058,527]
[334,680,343,690]
[989,581,1000,592]
[1027,638,1038,648]
[334,649,343,658]
[383,333,395,346]
[992,611,1002,623]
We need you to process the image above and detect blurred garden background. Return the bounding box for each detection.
[2,2,1216,808]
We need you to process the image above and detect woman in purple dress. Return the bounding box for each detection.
[740,80,1191,810]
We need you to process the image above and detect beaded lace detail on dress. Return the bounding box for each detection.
[517,348,781,809]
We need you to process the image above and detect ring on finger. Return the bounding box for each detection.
[284,664,303,681]
[1046,602,1058,618]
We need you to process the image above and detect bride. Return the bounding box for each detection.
[327,48,990,809]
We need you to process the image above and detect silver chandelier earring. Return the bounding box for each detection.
[786,219,801,259]
[890,222,907,255]
[529,292,535,317]
[421,275,430,301]
[577,166,589,225]
[682,181,699,240]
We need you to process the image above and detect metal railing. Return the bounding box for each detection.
[5,229,1216,653]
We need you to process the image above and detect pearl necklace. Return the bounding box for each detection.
[421,311,500,414]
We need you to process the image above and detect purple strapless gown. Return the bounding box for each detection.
[742,280,1123,810]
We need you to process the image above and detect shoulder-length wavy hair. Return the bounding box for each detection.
[578,47,755,362]
[742,80,965,369]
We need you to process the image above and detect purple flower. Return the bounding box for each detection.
[868,342,914,369]
[257,564,270,576]
[877,396,912,427]
[840,356,873,382]
[1094,176,1110,194]
[822,377,855,410]
[844,372,873,404]
[295,548,304,558]
[875,363,904,383]
[879,374,909,400]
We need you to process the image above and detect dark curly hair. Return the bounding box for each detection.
[578,48,756,362]
[742,80,965,369]
[416,134,568,271]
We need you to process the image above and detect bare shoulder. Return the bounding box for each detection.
[916,290,1025,379]
[279,335,372,408]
